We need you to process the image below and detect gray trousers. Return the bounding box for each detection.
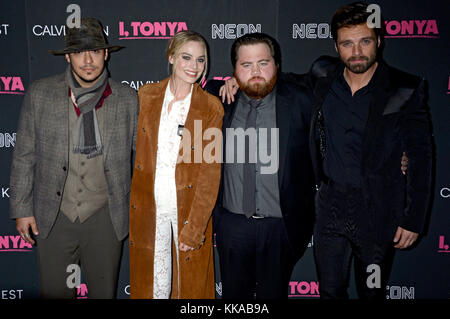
[36,206,122,299]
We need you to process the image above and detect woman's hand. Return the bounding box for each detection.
[179,242,194,252]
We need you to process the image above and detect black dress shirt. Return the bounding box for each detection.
[322,64,381,187]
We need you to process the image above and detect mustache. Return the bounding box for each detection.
[348,56,369,62]
[81,65,98,69]
[249,76,266,82]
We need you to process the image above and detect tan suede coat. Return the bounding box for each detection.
[129,78,223,299]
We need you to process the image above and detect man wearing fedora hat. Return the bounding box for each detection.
[9,18,139,298]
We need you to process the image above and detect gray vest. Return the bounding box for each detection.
[60,97,108,223]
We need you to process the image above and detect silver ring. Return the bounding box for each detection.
[23,234,29,238]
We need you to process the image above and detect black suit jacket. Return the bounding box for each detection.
[205,78,316,261]
[309,56,433,238]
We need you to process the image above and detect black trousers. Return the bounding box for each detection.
[313,180,395,299]
[35,206,122,299]
[215,208,296,299]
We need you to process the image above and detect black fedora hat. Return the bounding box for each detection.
[49,17,124,55]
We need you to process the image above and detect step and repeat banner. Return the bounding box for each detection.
[0,0,448,300]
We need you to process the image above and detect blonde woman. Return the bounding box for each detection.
[129,30,223,299]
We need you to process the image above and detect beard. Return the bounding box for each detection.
[235,69,278,99]
[343,51,377,74]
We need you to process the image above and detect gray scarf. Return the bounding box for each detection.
[66,65,108,159]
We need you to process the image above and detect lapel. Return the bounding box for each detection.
[311,60,343,117]
[101,80,118,163]
[142,78,167,177]
[310,63,342,134]
[223,91,240,129]
[217,91,240,206]
[53,74,69,162]
[180,82,208,154]
[275,84,291,187]
[361,63,392,167]
[221,91,239,162]
[310,75,334,146]
[309,73,335,181]
[382,87,415,115]
[312,76,335,114]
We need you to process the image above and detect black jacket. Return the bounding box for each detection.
[205,78,316,261]
[309,56,433,238]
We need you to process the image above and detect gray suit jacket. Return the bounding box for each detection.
[9,72,139,240]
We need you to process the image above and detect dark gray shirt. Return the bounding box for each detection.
[223,89,282,218]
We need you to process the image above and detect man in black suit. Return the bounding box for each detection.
[309,2,433,299]
[206,33,315,299]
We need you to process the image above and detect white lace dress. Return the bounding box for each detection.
[153,83,192,299]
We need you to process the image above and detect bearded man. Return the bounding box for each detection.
[205,33,315,299]
[308,2,433,299]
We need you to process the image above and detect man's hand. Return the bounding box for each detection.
[16,217,39,245]
[401,152,408,175]
[219,77,239,104]
[393,226,418,249]
[179,242,194,252]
